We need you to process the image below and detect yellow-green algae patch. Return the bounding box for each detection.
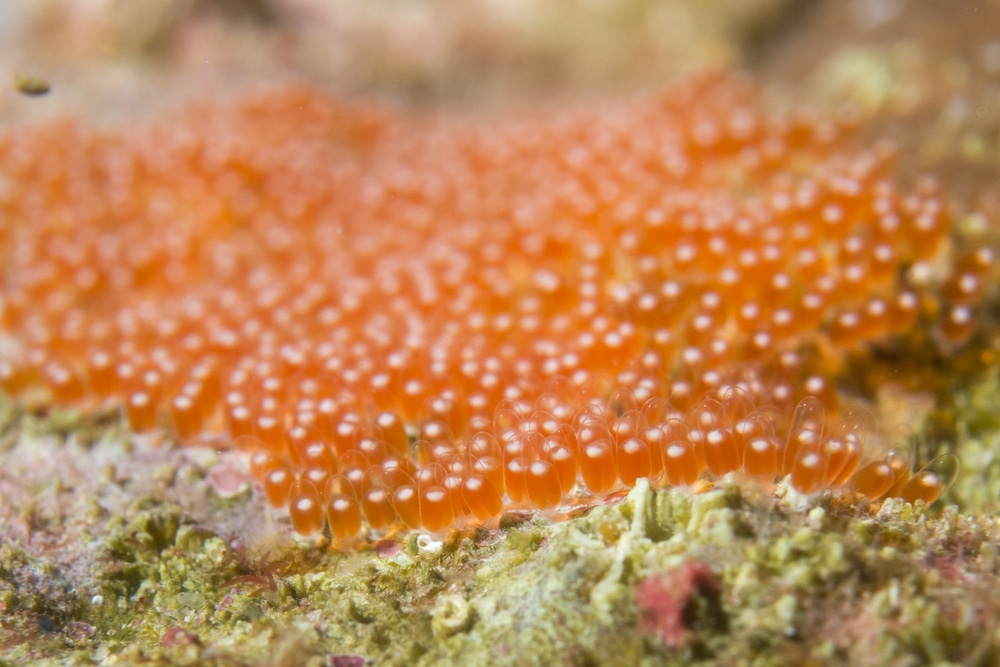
[5,455,1000,666]
[948,369,1000,514]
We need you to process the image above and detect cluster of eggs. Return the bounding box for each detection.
[0,77,986,539]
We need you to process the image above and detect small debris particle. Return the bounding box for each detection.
[13,74,50,96]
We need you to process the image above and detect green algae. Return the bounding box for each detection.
[0,543,90,662]
[5,470,998,666]
[947,369,1000,514]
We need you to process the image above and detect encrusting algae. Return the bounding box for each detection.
[0,75,990,545]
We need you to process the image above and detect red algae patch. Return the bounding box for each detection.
[636,561,724,649]
[0,76,984,540]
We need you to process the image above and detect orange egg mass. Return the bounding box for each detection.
[0,76,983,539]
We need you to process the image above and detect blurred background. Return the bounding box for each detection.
[2,0,999,213]
[1,0,790,118]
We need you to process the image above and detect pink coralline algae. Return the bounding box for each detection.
[636,561,725,648]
